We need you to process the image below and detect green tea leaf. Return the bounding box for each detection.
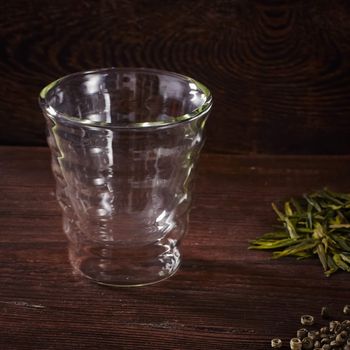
[272,203,299,239]
[291,198,303,215]
[248,188,350,277]
[329,224,350,229]
[272,240,317,259]
[340,253,350,264]
[333,254,350,271]
[249,238,300,250]
[330,234,350,251]
[304,194,322,212]
[284,201,293,216]
[272,202,285,221]
[315,243,328,271]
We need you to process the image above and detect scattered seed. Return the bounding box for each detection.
[271,338,283,348]
[297,328,309,339]
[329,321,340,332]
[302,336,314,349]
[314,340,321,348]
[335,333,346,344]
[321,307,330,319]
[343,320,350,327]
[301,315,315,326]
[308,331,319,340]
[340,330,348,339]
[344,305,350,316]
[321,338,330,345]
[334,323,342,334]
[290,337,302,350]
[329,340,339,347]
[320,327,329,334]
[269,307,350,350]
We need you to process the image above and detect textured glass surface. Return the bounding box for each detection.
[40,68,212,286]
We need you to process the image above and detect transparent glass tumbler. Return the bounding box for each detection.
[39,68,212,286]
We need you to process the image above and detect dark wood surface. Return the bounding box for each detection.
[1,0,350,154]
[1,146,350,349]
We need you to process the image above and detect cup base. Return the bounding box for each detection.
[68,239,181,287]
[81,265,180,288]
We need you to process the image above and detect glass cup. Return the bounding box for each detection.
[39,68,212,286]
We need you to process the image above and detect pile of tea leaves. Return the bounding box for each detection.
[249,189,350,276]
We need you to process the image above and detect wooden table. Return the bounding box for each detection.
[1,146,350,350]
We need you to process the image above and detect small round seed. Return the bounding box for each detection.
[302,336,314,349]
[340,330,348,338]
[271,338,283,348]
[301,315,314,326]
[290,338,302,350]
[335,334,346,344]
[343,305,350,315]
[308,331,319,340]
[320,327,329,335]
[347,338,350,346]
[297,328,309,339]
[321,307,330,319]
[334,323,343,334]
[322,344,331,350]
[330,321,341,332]
[314,340,321,348]
[343,345,350,350]
[321,338,330,345]
[330,340,340,347]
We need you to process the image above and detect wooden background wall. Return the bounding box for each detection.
[1,0,350,154]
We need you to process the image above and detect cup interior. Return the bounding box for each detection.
[40,68,212,127]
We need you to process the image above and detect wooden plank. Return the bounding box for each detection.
[1,147,350,349]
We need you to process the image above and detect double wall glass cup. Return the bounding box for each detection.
[39,68,212,286]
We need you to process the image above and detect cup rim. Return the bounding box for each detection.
[39,67,213,129]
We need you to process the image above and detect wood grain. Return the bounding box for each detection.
[1,1,350,153]
[1,146,350,349]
